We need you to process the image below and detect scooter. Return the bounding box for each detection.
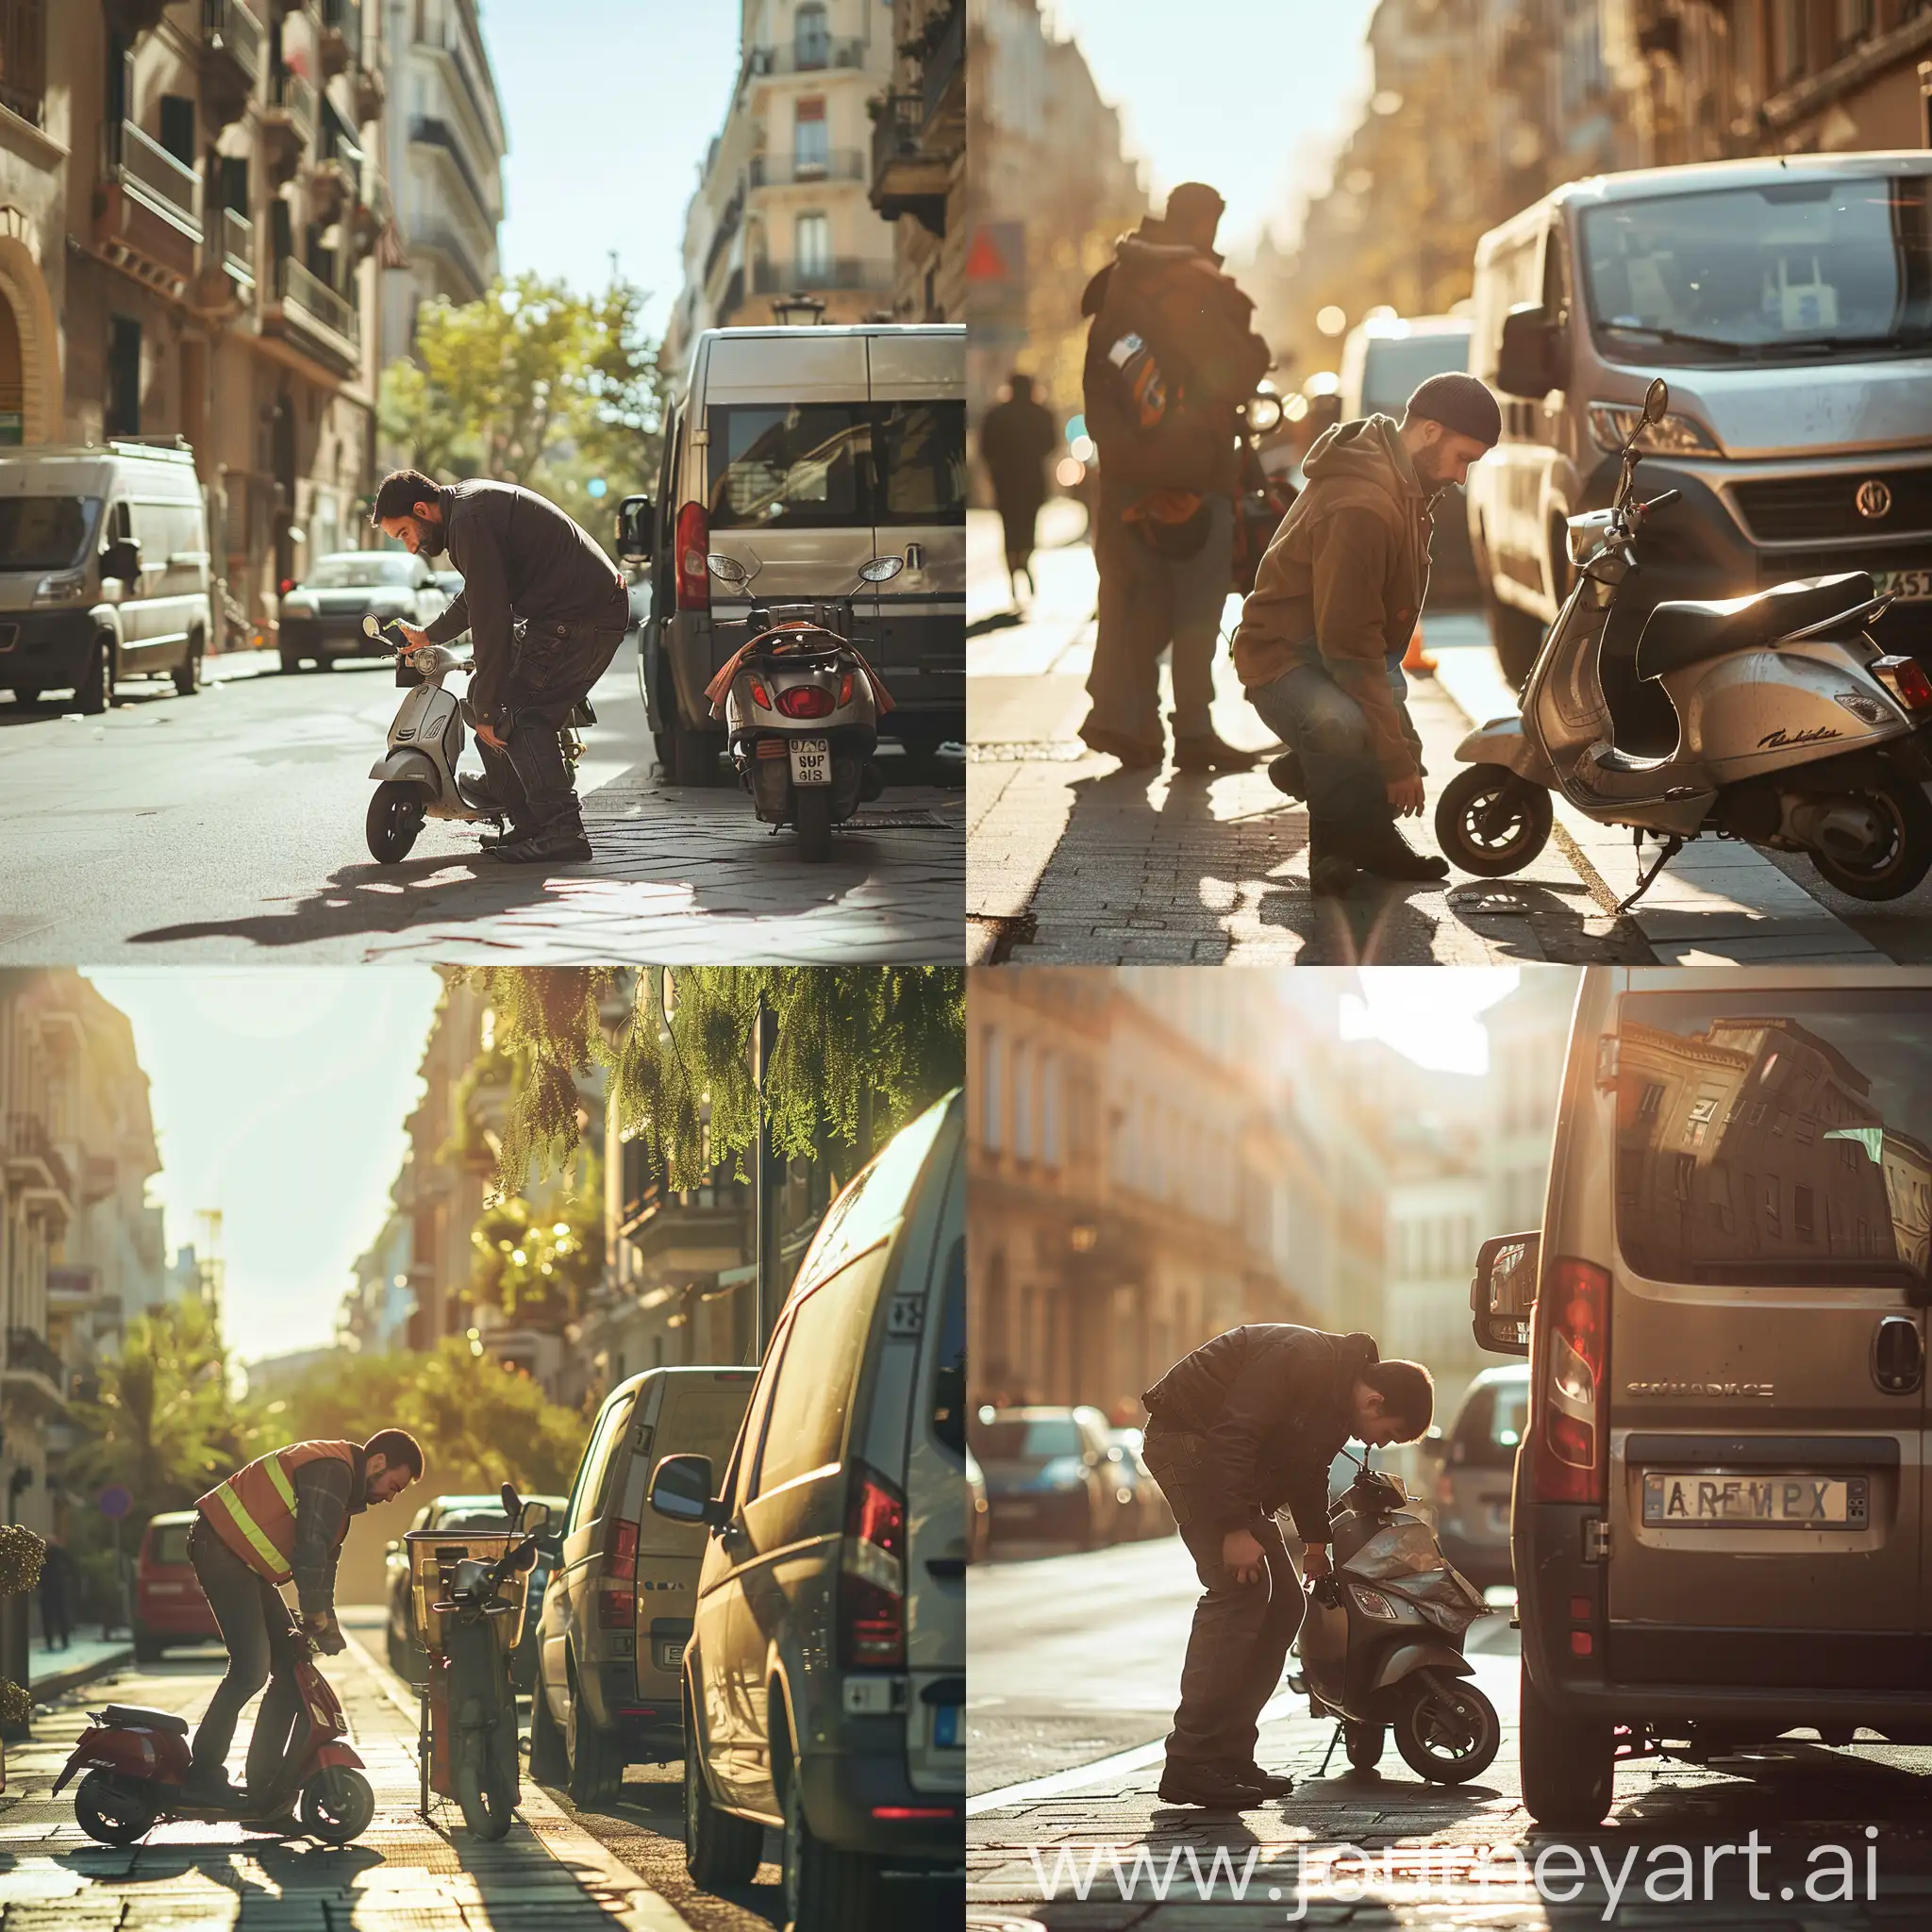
[702,551,903,863]
[1436,375,1932,908]
[56,1627,375,1845]
[1291,1452,1499,1784]
[362,615,592,863]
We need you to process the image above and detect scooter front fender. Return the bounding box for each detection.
[1453,714,1551,784]
[370,749,440,787]
[311,1741,366,1772]
[1370,1641,1474,1696]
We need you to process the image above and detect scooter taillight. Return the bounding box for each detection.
[775,684,836,720]
[1873,655,1932,712]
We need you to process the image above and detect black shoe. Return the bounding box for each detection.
[1080,726,1163,769]
[1306,820,1357,897]
[1156,1760,1270,1809]
[181,1767,245,1808]
[477,819,536,852]
[1172,732,1260,773]
[1334,817,1451,883]
[1267,751,1306,799]
[488,824,594,866]
[1224,1760,1295,1798]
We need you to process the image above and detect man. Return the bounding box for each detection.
[38,1533,74,1653]
[978,372,1059,600]
[1233,372,1501,892]
[185,1429,423,1814]
[1079,182,1272,773]
[375,471,631,865]
[1139,1325,1434,1809]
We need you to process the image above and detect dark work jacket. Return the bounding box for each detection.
[422,480,628,726]
[290,1446,368,1616]
[1142,1324,1378,1539]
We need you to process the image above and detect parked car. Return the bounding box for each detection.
[132,1509,221,1661]
[0,437,211,710]
[965,1445,990,1562]
[277,549,443,672]
[527,1364,758,1806]
[1430,1364,1530,1591]
[1471,966,1932,1828]
[647,1089,965,1932]
[1109,1425,1174,1540]
[383,1491,566,1691]
[969,1405,1122,1550]
[617,322,966,786]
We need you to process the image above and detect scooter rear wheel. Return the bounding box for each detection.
[1434,764,1553,877]
[456,1724,517,1840]
[367,781,426,863]
[1807,768,1932,902]
[1391,1669,1500,1784]
[794,785,833,863]
[300,1765,375,1844]
[75,1769,157,1845]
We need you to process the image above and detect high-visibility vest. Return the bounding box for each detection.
[195,1440,359,1585]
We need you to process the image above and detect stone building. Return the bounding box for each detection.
[869,0,965,322]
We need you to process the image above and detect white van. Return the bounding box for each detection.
[0,439,213,711]
[1465,152,1932,710]
[616,323,966,785]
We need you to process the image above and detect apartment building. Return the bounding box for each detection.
[869,0,965,321]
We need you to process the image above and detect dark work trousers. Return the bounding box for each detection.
[187,1517,303,1797]
[1141,1420,1305,1768]
[475,618,627,838]
[1246,656,1424,833]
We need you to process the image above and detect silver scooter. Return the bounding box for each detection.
[1436,377,1932,907]
[363,614,500,861]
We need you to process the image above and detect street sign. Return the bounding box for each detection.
[98,1484,132,1520]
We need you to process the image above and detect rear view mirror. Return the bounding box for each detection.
[614,494,654,562]
[649,1453,723,1527]
[518,1500,551,1537]
[1496,304,1561,399]
[362,613,382,638]
[499,1480,521,1522]
[858,555,905,583]
[1471,1230,1540,1356]
[101,537,142,583]
[1643,375,1670,424]
[706,552,749,585]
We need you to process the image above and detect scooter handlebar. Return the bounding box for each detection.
[1632,489,1681,518]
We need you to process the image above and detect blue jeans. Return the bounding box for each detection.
[1247,657,1422,829]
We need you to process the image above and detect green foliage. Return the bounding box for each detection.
[471,1181,605,1334]
[463,968,965,1192]
[0,1524,44,1597]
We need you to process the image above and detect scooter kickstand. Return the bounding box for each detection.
[1616,830,1683,914]
[1316,1721,1344,1779]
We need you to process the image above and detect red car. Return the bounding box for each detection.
[133,1511,220,1661]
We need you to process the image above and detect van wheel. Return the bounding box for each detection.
[671,726,721,787]
[564,1657,620,1807]
[782,1742,884,1932]
[683,1690,760,1887]
[1485,591,1546,691]
[529,1679,569,1785]
[77,635,115,714]
[279,651,302,674]
[174,632,204,696]
[1519,1658,1615,1826]
[9,686,40,705]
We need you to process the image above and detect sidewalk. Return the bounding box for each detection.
[27,1634,130,1702]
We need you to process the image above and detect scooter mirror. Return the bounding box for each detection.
[499,1479,521,1522]
[707,553,749,585]
[1643,375,1670,425]
[858,556,905,583]
[1244,391,1286,435]
[362,614,382,638]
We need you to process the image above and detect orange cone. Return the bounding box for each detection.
[1403,616,1437,675]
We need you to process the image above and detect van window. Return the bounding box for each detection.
[752,1244,890,1497]
[566,1393,634,1532]
[874,400,967,524]
[931,1235,965,1458]
[1358,334,1472,417]
[708,404,869,528]
[1615,990,1932,1286]
[147,1521,192,1567]
[788,1094,950,1301]
[654,1384,754,1474]
[0,496,100,571]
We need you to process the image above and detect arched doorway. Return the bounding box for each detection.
[0,233,61,443]
[0,293,22,446]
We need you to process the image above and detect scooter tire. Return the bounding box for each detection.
[794,785,832,863]
[1343,1721,1385,1772]
[300,1765,375,1845]
[1807,769,1932,902]
[1434,764,1552,877]
[367,781,426,863]
[456,1725,516,1840]
[75,1769,157,1846]
[1391,1669,1500,1785]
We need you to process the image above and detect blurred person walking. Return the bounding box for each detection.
[39,1534,75,1652]
[1139,1324,1433,1808]
[1078,183,1272,772]
[979,372,1059,601]
[1233,374,1500,891]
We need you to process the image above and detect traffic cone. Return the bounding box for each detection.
[1403,616,1437,675]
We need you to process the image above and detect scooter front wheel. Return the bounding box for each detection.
[300,1765,375,1844]
[1391,1669,1500,1784]
[75,1769,158,1845]
[367,781,427,863]
[1434,764,1552,877]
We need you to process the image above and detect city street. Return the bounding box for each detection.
[0,642,964,966]
[966,506,1930,970]
[969,1541,1932,1927]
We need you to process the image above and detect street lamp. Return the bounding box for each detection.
[772,291,826,327]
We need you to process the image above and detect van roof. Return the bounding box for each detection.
[1355,313,1472,339]
[1547,149,1932,210]
[700,323,964,341]
[0,439,199,467]
[607,1363,759,1402]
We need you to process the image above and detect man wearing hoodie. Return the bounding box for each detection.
[1233,373,1501,890]
[1078,183,1273,772]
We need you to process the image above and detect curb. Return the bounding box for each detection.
[30,1644,133,1707]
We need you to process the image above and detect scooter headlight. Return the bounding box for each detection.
[1587,402,1722,457]
[1349,1584,1400,1620]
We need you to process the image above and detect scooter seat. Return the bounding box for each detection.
[99,1705,190,1733]
[1634,573,1873,681]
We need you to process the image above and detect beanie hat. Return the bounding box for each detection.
[1405,372,1502,447]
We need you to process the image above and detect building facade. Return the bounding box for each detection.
[869,0,965,322]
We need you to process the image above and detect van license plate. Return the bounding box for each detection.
[789,738,830,785]
[1871,569,1932,603]
[1641,1472,1868,1527]
[935,1704,960,1748]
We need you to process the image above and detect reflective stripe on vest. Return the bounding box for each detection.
[209,1449,312,1582]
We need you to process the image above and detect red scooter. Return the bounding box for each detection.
[55,1627,374,1845]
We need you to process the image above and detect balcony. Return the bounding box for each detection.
[200,0,265,128]
[409,217,491,302]
[306,155,354,225]
[5,1113,73,1223]
[921,0,965,135]
[221,205,255,287]
[745,35,868,79]
[94,120,203,293]
[750,148,866,189]
[261,68,315,185]
[4,1327,66,1413]
[408,116,497,228]
[317,0,357,78]
[353,58,386,125]
[195,203,255,308]
[870,92,951,235]
[750,257,896,298]
[264,254,359,375]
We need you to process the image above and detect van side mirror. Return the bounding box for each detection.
[1470,1230,1540,1356]
[518,1499,551,1537]
[615,494,654,563]
[1496,304,1562,399]
[102,537,142,582]
[649,1452,724,1527]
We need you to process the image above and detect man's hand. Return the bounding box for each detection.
[397,623,430,655]
[1302,1541,1332,1582]
[475,719,507,750]
[303,1610,346,1657]
[1387,773,1426,818]
[1222,1526,1266,1586]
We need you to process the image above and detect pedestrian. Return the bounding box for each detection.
[979,373,1059,601]
[1078,182,1273,773]
[1138,1324,1433,1809]
[38,1533,74,1653]
[1232,372,1501,891]
[375,471,632,866]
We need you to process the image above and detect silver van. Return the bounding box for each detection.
[528,1364,757,1806]
[615,323,966,785]
[1465,153,1932,707]
[0,439,213,710]
[647,1089,965,1932]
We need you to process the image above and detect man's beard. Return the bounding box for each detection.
[411,517,446,558]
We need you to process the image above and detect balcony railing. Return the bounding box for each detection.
[278,255,358,350]
[268,67,316,142]
[746,35,868,77]
[4,1113,72,1201]
[222,205,255,285]
[750,257,895,296]
[202,0,265,84]
[922,0,964,125]
[117,121,204,240]
[6,1327,65,1391]
[751,148,866,188]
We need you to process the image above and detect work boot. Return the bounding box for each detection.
[1224,1760,1295,1799]
[1172,731,1260,773]
[181,1764,245,1808]
[457,772,508,814]
[1306,820,1357,898]
[1156,1759,1270,1809]
[1267,750,1306,799]
[240,1807,301,1834]
[488,821,594,866]
[1079,725,1163,769]
[477,817,537,853]
[1334,817,1451,883]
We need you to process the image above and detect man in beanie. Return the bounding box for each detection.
[1077,182,1273,773]
[1232,372,1501,891]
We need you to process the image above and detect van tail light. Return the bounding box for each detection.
[598,1518,638,1629]
[775,684,835,720]
[675,502,709,611]
[839,1464,906,1669]
[1873,654,1932,712]
[1530,1257,1609,1506]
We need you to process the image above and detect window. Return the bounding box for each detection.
[755,1244,888,1496]
[793,96,827,175]
[158,93,195,166]
[107,316,142,438]
[565,1392,634,1532]
[1040,1053,1061,1168]
[705,401,965,530]
[1011,1042,1031,1161]
[1794,1185,1816,1243]
[980,1026,1001,1151]
[795,1,829,67]
[794,211,830,278]
[874,400,967,524]
[1638,1082,1664,1121]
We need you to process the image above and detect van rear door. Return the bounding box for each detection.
[1601,981,1932,1685]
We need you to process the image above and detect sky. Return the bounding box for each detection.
[485,0,741,332]
[1041,0,1382,258]
[1341,968,1522,1075]
[84,969,444,1369]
